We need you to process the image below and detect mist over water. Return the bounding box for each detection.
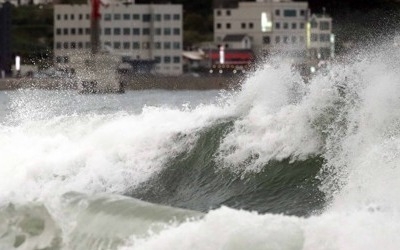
[1,43,400,249]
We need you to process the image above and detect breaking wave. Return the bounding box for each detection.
[1,43,400,249]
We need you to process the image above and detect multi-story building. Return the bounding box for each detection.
[214,0,334,62]
[0,0,52,5]
[308,13,334,60]
[54,2,183,76]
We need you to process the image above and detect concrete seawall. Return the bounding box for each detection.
[0,75,244,91]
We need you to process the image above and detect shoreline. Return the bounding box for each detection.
[0,75,244,91]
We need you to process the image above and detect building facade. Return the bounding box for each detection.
[308,14,334,60]
[54,2,183,75]
[0,0,52,5]
[214,0,334,61]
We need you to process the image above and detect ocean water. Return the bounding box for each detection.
[2,44,400,249]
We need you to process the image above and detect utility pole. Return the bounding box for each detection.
[90,0,101,55]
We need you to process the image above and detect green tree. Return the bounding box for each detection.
[12,4,53,64]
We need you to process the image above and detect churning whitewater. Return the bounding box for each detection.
[2,44,400,249]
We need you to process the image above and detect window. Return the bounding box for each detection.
[86,14,90,20]
[133,14,140,20]
[85,28,90,35]
[56,42,61,49]
[154,56,161,63]
[320,34,330,42]
[173,42,180,49]
[164,28,171,35]
[143,14,151,22]
[311,20,318,28]
[104,14,111,21]
[320,21,330,30]
[155,14,161,21]
[300,10,306,16]
[79,14,83,20]
[114,14,121,20]
[63,42,68,49]
[114,42,121,49]
[164,56,171,63]
[275,22,280,29]
[123,42,130,49]
[173,56,180,63]
[155,28,161,35]
[300,22,305,29]
[143,28,150,35]
[113,28,121,35]
[275,9,280,16]
[70,14,74,20]
[217,10,221,16]
[173,14,180,20]
[275,36,280,44]
[284,10,297,17]
[78,28,83,35]
[173,28,180,35]
[249,22,254,29]
[56,14,61,20]
[261,12,272,32]
[283,36,288,43]
[241,23,246,29]
[105,41,111,47]
[226,23,231,29]
[263,36,270,44]
[321,48,331,59]
[123,28,130,35]
[78,42,83,48]
[132,42,140,49]
[64,14,68,20]
[142,42,150,49]
[123,14,130,20]
[164,42,171,49]
[133,28,140,35]
[63,28,68,35]
[226,10,231,16]
[71,28,76,35]
[311,34,318,42]
[164,14,171,21]
[154,42,161,49]
[71,42,76,49]
[292,23,297,29]
[56,28,61,35]
[283,23,288,29]
[217,23,221,29]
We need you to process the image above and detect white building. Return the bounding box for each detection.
[214,0,334,61]
[54,2,183,76]
[222,34,252,49]
[308,13,334,60]
[0,0,52,5]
